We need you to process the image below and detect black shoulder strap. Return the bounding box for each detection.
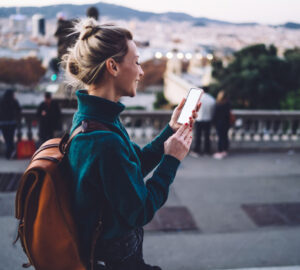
[59,120,111,155]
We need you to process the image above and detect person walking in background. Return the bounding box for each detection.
[190,89,216,157]
[0,89,21,159]
[213,90,231,159]
[86,6,100,20]
[55,7,100,60]
[36,92,61,145]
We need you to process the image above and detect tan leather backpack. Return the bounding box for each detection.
[15,120,109,270]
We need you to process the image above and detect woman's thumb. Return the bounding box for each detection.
[178,98,186,110]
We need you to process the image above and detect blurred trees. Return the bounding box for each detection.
[139,59,167,91]
[154,92,169,109]
[210,44,300,110]
[0,57,46,86]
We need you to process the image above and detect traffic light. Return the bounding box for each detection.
[51,74,57,81]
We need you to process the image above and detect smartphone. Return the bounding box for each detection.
[177,88,204,124]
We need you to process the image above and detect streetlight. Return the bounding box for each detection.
[155,52,163,59]
[177,52,184,59]
[207,54,214,60]
[185,53,192,60]
[166,52,174,59]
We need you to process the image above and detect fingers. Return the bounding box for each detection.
[192,110,198,119]
[178,98,186,110]
[189,116,195,127]
[196,102,202,112]
[170,98,186,127]
[179,123,193,141]
[181,125,190,138]
[177,122,189,136]
[187,134,193,147]
[185,128,193,141]
[189,103,201,123]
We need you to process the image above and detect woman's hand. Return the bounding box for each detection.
[169,98,201,132]
[164,122,193,161]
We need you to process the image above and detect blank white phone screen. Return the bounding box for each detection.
[177,88,203,124]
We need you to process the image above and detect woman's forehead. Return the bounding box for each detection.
[127,40,139,57]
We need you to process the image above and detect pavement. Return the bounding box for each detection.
[0,151,300,270]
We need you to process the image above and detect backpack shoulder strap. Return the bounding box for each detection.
[59,119,111,155]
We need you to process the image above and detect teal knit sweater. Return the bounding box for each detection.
[67,90,180,262]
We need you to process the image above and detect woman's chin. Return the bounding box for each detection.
[129,89,137,97]
[121,89,136,98]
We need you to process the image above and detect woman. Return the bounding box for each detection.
[64,19,200,270]
[0,89,21,159]
[213,90,231,159]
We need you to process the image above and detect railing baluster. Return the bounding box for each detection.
[130,116,136,139]
[16,120,22,142]
[26,117,33,141]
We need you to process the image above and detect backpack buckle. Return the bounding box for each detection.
[82,120,89,132]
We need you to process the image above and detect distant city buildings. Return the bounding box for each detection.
[9,14,27,34]
[0,12,299,94]
[0,14,299,60]
[32,14,46,37]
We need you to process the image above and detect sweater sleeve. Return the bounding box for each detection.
[131,124,174,177]
[98,133,180,228]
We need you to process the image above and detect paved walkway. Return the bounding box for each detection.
[0,151,300,270]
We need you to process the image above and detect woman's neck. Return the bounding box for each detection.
[88,80,120,103]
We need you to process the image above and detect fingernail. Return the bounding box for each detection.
[185,123,188,126]
[192,110,195,113]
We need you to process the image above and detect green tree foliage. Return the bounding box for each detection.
[153,91,169,109]
[284,48,300,92]
[210,44,300,109]
[280,89,300,110]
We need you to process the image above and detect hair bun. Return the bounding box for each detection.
[69,61,79,75]
[78,18,99,41]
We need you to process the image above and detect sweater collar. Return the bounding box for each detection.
[76,89,125,122]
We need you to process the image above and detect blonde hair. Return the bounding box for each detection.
[63,18,133,86]
[216,90,228,104]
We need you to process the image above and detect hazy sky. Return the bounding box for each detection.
[0,0,299,24]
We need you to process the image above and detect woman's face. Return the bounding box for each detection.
[115,40,144,98]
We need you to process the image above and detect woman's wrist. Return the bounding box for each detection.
[168,121,176,132]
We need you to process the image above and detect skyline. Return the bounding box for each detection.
[0,0,299,24]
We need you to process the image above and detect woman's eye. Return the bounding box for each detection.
[136,62,140,65]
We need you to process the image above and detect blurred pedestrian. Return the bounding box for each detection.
[36,92,61,145]
[86,6,100,20]
[213,90,231,159]
[0,89,21,159]
[54,13,79,59]
[55,7,100,60]
[190,90,215,157]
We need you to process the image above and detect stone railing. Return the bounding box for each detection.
[226,110,300,150]
[1,109,300,150]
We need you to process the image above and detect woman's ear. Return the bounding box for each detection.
[105,58,118,77]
